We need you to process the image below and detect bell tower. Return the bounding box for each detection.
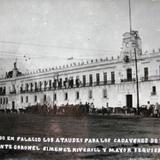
[120,0,142,62]
[120,30,142,62]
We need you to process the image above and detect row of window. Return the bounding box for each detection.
[19,72,115,92]
[1,85,157,105]
[14,67,152,95]
[6,66,154,96]
[21,95,37,103]
[20,89,107,103]
[21,96,28,103]
[0,97,8,105]
[20,85,157,104]
[17,67,151,94]
[124,67,149,81]
[82,72,115,86]
[53,89,107,101]
[21,67,150,91]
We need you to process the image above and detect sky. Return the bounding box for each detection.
[0,0,160,75]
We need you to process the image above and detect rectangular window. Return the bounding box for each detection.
[25,83,29,91]
[58,78,62,88]
[43,81,47,90]
[30,83,33,91]
[3,98,5,104]
[104,72,107,84]
[76,76,80,87]
[12,85,16,93]
[49,80,52,89]
[0,98,2,104]
[0,87,2,95]
[69,77,74,88]
[111,72,115,84]
[21,96,23,103]
[76,91,79,100]
[6,97,8,104]
[96,73,100,85]
[65,92,68,100]
[82,75,86,86]
[53,93,57,101]
[34,95,37,102]
[64,78,68,88]
[35,82,37,91]
[37,81,42,91]
[26,96,28,103]
[144,67,148,81]
[152,86,156,95]
[44,94,46,102]
[127,68,132,81]
[89,74,93,86]
[20,85,22,93]
[89,90,92,99]
[3,87,6,95]
[103,89,107,98]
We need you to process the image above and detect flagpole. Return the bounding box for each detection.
[129,0,132,33]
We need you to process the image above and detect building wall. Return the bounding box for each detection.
[1,31,160,110]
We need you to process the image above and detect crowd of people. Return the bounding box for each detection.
[1,101,160,117]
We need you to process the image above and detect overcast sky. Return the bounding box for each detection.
[0,0,160,75]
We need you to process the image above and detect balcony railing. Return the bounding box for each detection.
[121,78,135,82]
[0,92,6,96]
[141,75,160,82]
[120,75,160,83]
[9,90,16,94]
[151,92,157,96]
[10,75,160,95]
[19,80,116,94]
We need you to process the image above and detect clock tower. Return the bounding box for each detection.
[120,30,142,62]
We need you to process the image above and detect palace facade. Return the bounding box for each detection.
[0,30,160,110]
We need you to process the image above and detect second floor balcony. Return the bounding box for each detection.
[121,78,136,83]
[19,80,117,94]
[151,92,157,96]
[0,92,6,96]
[141,75,160,82]
[9,90,16,94]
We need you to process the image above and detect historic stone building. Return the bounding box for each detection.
[0,30,160,110]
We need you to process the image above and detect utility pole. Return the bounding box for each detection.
[134,47,140,113]
[128,0,140,113]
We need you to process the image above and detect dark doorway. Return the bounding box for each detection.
[126,94,132,108]
[12,101,15,110]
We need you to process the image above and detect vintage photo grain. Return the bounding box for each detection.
[0,0,160,159]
